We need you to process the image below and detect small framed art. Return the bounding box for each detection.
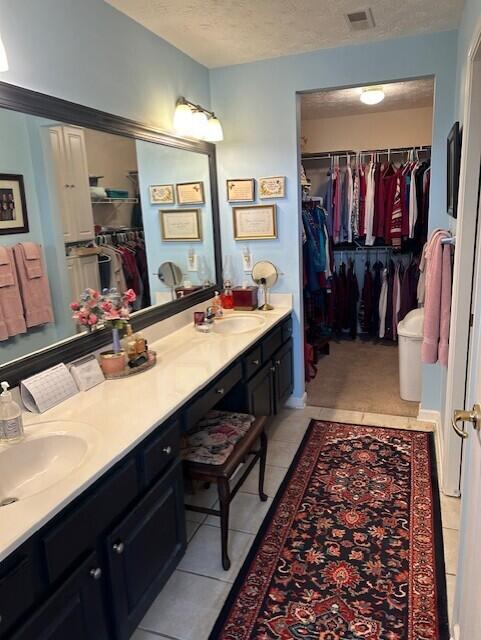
[259,176,286,199]
[447,122,461,218]
[160,209,202,241]
[149,184,175,204]
[233,204,277,240]
[176,181,205,205]
[227,178,255,202]
[0,174,29,235]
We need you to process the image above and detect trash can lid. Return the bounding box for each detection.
[398,308,424,338]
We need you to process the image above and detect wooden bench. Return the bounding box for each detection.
[182,412,268,570]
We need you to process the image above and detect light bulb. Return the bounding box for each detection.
[0,34,9,72]
[360,88,385,105]
[192,110,208,139]
[205,116,224,142]
[173,102,193,136]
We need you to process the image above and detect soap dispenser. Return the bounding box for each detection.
[0,381,24,442]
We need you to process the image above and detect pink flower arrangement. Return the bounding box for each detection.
[71,288,137,330]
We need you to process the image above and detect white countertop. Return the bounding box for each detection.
[0,305,292,562]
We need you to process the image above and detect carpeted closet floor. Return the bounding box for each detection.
[307,339,419,417]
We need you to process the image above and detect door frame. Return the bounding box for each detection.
[442,19,481,497]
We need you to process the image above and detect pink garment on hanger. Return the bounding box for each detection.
[421,229,452,366]
[0,245,27,340]
[13,243,54,328]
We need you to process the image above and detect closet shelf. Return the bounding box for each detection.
[91,198,139,205]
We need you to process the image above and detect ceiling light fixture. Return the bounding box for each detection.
[173,97,224,142]
[0,33,9,72]
[360,87,385,105]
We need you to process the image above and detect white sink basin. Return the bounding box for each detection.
[0,422,98,503]
[213,314,266,335]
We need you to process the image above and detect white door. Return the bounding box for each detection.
[62,126,95,241]
[48,126,75,243]
[451,200,481,637]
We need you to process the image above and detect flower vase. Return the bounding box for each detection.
[112,327,121,353]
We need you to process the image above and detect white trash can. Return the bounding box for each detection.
[397,308,424,402]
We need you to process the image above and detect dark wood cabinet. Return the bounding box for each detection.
[1,313,292,640]
[10,552,109,640]
[106,461,186,640]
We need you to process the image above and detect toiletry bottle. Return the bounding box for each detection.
[0,381,24,442]
[212,291,224,318]
[221,279,234,310]
[122,324,138,361]
[134,330,147,355]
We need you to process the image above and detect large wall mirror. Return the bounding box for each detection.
[0,83,221,384]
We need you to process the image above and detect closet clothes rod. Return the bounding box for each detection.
[302,145,431,161]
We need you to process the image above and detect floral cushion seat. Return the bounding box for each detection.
[181,410,256,465]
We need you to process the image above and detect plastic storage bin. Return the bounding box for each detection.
[397,308,424,402]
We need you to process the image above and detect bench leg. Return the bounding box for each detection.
[217,477,231,570]
[258,430,268,502]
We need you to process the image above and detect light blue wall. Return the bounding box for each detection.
[136,141,215,301]
[0,0,210,131]
[210,30,458,407]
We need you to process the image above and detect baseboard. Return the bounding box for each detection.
[418,409,443,487]
[285,392,307,409]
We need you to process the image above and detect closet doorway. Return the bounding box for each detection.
[300,78,434,417]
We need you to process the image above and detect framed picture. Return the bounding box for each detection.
[259,176,286,199]
[160,209,202,241]
[227,178,255,202]
[233,204,277,240]
[0,174,29,235]
[176,181,205,205]
[149,184,175,204]
[447,122,462,218]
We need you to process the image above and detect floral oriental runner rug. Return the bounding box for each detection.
[210,420,449,640]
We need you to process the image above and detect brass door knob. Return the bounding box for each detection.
[452,404,481,438]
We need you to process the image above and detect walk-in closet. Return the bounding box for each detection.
[300,79,434,416]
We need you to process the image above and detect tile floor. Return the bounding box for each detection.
[133,407,460,640]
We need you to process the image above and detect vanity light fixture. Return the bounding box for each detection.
[173,97,224,142]
[0,32,9,72]
[360,87,385,105]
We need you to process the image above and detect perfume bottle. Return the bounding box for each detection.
[221,279,234,309]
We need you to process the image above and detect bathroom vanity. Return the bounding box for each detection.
[0,310,293,640]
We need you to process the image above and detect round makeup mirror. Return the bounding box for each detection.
[157,261,183,300]
[252,260,279,310]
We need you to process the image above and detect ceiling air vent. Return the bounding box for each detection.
[345,8,376,32]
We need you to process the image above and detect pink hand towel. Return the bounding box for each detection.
[13,243,54,328]
[19,242,43,279]
[0,246,27,339]
[0,245,14,287]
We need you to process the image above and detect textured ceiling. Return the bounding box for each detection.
[301,78,435,119]
[105,0,463,68]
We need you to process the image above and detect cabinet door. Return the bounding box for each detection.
[106,460,186,640]
[78,254,100,292]
[274,338,294,411]
[48,126,74,243]
[10,552,109,640]
[62,126,94,242]
[245,361,276,418]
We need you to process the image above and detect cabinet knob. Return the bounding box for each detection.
[113,542,125,555]
[270,366,276,372]
[275,360,281,366]
[252,359,259,365]
[216,387,224,394]
[162,446,172,455]
[90,567,102,580]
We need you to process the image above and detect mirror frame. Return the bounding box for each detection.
[0,81,222,386]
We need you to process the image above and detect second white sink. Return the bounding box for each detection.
[213,314,266,335]
[0,422,98,503]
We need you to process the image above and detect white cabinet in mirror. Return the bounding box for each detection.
[0,108,217,365]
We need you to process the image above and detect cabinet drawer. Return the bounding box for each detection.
[261,326,282,362]
[281,317,293,343]
[142,419,180,487]
[0,552,36,636]
[184,363,242,431]
[43,458,139,584]
[242,345,262,380]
